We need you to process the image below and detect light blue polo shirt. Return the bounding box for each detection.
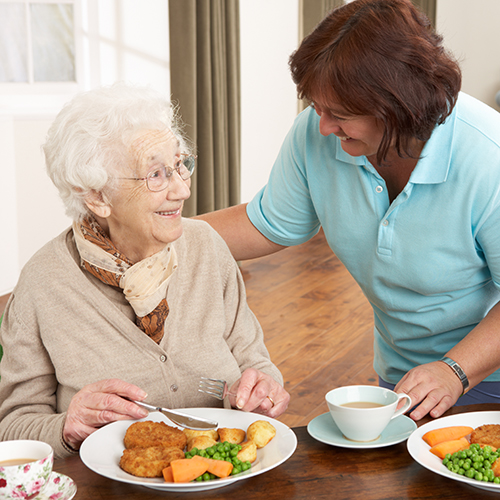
[248,92,500,384]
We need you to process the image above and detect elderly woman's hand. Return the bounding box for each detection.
[62,378,149,450]
[228,368,290,418]
[394,361,463,421]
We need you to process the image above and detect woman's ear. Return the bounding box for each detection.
[84,190,112,218]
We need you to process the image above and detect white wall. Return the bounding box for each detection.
[240,0,299,202]
[437,0,500,111]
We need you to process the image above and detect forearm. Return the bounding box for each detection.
[195,203,285,261]
[446,300,500,389]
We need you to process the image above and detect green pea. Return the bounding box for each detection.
[465,469,475,479]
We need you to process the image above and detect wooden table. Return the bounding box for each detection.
[54,404,500,499]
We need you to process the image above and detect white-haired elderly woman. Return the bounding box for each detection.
[0,83,289,458]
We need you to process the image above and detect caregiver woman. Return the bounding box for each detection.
[199,0,500,421]
[0,83,289,458]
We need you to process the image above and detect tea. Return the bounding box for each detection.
[0,458,36,467]
[341,401,385,409]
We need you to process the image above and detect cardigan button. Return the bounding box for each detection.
[170,384,178,392]
[159,355,167,362]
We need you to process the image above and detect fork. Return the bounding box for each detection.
[198,377,236,401]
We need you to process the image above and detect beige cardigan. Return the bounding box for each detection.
[0,218,282,458]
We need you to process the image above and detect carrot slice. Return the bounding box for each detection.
[162,466,174,482]
[422,426,473,447]
[191,454,234,478]
[170,458,209,483]
[429,437,470,459]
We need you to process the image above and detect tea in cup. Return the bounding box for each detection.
[326,385,412,442]
[0,440,53,499]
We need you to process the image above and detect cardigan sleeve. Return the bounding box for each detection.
[0,295,77,458]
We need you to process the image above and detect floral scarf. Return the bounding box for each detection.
[72,216,178,343]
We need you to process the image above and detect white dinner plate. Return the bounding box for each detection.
[80,407,297,492]
[407,410,500,493]
[307,411,416,449]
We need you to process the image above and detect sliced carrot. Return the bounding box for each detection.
[422,426,473,447]
[429,437,470,459]
[162,466,174,482]
[206,458,233,478]
[170,458,209,483]
[191,454,234,478]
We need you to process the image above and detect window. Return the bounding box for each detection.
[0,1,76,83]
[0,0,89,111]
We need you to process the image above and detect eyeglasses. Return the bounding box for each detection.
[119,154,196,192]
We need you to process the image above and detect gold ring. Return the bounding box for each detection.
[267,396,275,407]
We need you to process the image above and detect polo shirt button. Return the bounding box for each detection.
[160,354,167,362]
[382,219,389,226]
[170,384,178,392]
[375,185,383,193]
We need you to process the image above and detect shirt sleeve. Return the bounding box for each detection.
[247,108,321,246]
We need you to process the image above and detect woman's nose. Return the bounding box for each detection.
[167,171,191,200]
[318,113,342,137]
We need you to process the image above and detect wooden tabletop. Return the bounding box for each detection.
[54,404,500,499]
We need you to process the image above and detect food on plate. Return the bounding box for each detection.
[246,420,276,448]
[184,441,252,480]
[124,420,187,450]
[119,445,184,477]
[429,437,469,459]
[186,435,218,452]
[183,428,219,442]
[119,418,277,482]
[237,440,257,463]
[470,424,500,449]
[164,455,234,483]
[218,427,246,444]
[422,425,473,447]
[442,443,500,484]
[422,423,500,484]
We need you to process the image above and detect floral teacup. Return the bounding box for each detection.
[0,440,53,499]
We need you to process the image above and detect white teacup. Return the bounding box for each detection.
[326,385,412,442]
[0,440,53,500]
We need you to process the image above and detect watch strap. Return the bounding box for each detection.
[440,356,469,395]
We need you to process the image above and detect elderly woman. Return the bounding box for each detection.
[200,0,500,421]
[0,83,289,458]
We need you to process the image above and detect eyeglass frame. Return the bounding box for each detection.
[117,153,197,192]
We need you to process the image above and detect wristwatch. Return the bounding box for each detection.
[440,356,469,395]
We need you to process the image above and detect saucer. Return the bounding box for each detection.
[307,412,417,449]
[36,472,77,500]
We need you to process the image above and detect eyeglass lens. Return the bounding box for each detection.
[147,155,195,192]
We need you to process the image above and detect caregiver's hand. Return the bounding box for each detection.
[63,378,149,450]
[394,361,463,421]
[229,368,290,418]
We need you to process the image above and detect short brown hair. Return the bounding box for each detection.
[289,0,461,165]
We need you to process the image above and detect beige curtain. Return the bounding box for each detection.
[169,0,240,217]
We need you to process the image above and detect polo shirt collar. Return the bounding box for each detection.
[410,105,456,185]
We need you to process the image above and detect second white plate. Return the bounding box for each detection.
[407,410,500,494]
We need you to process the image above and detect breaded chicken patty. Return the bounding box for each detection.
[470,424,500,449]
[119,446,184,477]
[124,421,187,450]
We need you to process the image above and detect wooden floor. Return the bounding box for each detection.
[0,230,376,428]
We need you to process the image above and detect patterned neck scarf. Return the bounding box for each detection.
[72,216,178,344]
